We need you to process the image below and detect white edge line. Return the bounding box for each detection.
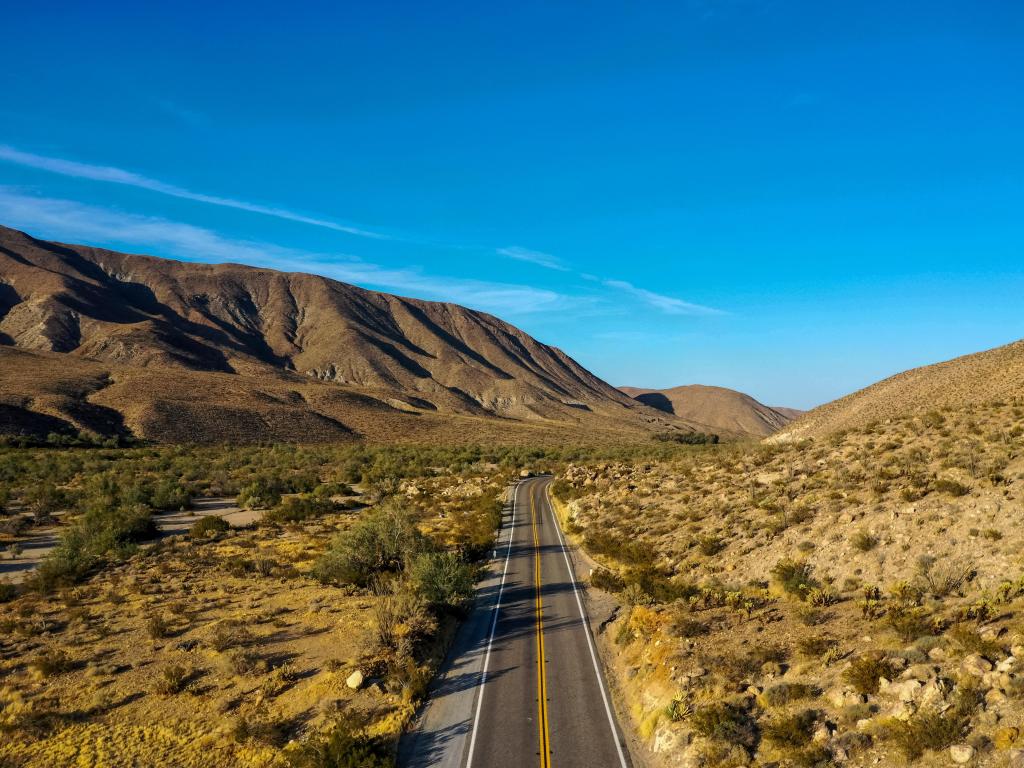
[464,481,518,768]
[545,481,630,768]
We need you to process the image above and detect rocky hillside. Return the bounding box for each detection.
[555,396,1024,767]
[774,338,1024,442]
[0,225,688,443]
[620,384,800,438]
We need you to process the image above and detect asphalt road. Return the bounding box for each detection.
[399,476,631,768]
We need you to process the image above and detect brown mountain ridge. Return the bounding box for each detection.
[619,384,801,438]
[772,337,1024,442]
[0,225,698,443]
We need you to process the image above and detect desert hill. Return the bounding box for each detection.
[619,384,799,438]
[773,337,1024,442]
[0,225,695,443]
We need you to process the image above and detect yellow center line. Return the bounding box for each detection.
[531,486,552,768]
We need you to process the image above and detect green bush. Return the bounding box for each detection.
[771,558,819,599]
[933,478,970,497]
[689,702,757,749]
[842,654,896,695]
[653,431,720,445]
[286,715,393,768]
[591,568,625,592]
[237,477,284,510]
[762,709,818,749]
[313,502,426,586]
[263,494,338,525]
[409,551,475,611]
[851,530,878,552]
[32,502,156,591]
[191,515,230,539]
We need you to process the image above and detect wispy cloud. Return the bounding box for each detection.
[153,98,208,129]
[602,279,724,316]
[0,144,386,240]
[496,246,569,272]
[0,188,567,316]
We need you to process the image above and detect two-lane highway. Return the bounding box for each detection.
[399,476,631,768]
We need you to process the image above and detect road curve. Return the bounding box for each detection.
[398,476,632,768]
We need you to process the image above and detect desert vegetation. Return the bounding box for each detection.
[554,398,1024,767]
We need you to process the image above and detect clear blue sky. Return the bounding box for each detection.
[2,1,1022,408]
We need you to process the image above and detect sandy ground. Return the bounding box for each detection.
[0,497,251,584]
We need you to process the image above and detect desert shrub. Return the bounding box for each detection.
[591,568,625,592]
[32,502,156,591]
[806,587,839,607]
[583,529,656,567]
[313,502,426,586]
[797,636,839,659]
[761,683,817,707]
[880,687,982,762]
[622,583,654,607]
[550,478,585,502]
[949,624,1005,659]
[191,515,230,539]
[886,605,932,643]
[672,617,709,638]
[698,536,725,556]
[263,494,338,525]
[234,708,291,747]
[933,478,970,497]
[237,477,284,510]
[153,664,190,695]
[409,551,474,611]
[689,701,757,750]
[385,654,432,703]
[771,558,819,599]
[227,648,268,676]
[151,479,191,510]
[286,714,392,768]
[653,431,719,445]
[29,648,74,677]
[918,559,975,597]
[145,612,171,639]
[374,584,436,658]
[762,708,818,749]
[0,582,16,603]
[851,530,878,552]
[209,621,252,651]
[842,654,896,695]
[626,566,696,604]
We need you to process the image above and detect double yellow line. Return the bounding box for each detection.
[530,487,552,768]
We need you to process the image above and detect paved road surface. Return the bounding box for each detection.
[399,476,631,768]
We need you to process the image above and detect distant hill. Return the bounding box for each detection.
[618,384,800,438]
[772,338,1024,442]
[0,225,698,443]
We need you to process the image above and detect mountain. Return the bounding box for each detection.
[772,338,1024,442]
[618,384,800,438]
[0,225,693,443]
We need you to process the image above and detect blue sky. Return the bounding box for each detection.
[2,1,1022,408]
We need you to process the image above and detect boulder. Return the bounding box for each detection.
[949,744,975,764]
[962,654,993,677]
[345,670,364,690]
[994,726,1020,750]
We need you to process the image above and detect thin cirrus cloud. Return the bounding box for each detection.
[496,246,569,272]
[0,188,567,317]
[602,279,725,316]
[0,141,724,318]
[0,144,387,240]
